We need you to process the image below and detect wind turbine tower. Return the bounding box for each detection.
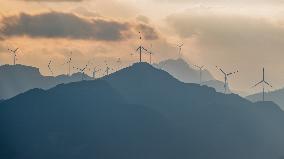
[65,52,73,76]
[105,66,110,76]
[216,66,238,94]
[48,60,53,75]
[93,66,101,79]
[136,32,148,62]
[73,63,89,80]
[116,58,121,71]
[8,48,19,65]
[193,64,204,85]
[252,68,272,101]
[147,44,155,64]
[177,43,184,58]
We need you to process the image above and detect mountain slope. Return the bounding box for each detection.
[1,62,284,159]
[0,64,92,99]
[154,58,230,93]
[154,58,214,83]
[201,79,231,93]
[247,88,284,110]
[104,63,284,159]
[0,80,176,159]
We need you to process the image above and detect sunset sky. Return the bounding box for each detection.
[1,0,284,94]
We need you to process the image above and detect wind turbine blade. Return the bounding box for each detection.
[263,68,265,81]
[252,81,263,88]
[193,64,201,69]
[219,68,226,75]
[142,47,148,52]
[73,66,80,70]
[228,70,238,76]
[264,81,273,88]
[136,47,140,52]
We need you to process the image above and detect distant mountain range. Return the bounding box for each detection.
[154,58,230,93]
[0,59,230,100]
[0,64,92,99]
[1,62,284,159]
[247,88,284,110]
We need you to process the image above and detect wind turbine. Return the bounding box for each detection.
[136,32,148,62]
[88,63,101,79]
[105,66,110,76]
[48,60,53,75]
[147,44,155,64]
[103,61,114,76]
[92,66,101,79]
[73,63,89,80]
[8,48,19,65]
[252,68,272,102]
[116,58,121,71]
[193,64,205,85]
[216,66,239,94]
[63,52,72,76]
[177,43,184,57]
[105,66,114,76]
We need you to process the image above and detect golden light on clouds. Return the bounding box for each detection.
[1,0,284,93]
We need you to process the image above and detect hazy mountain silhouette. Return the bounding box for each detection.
[247,88,284,110]
[0,64,92,99]
[154,58,230,93]
[0,80,179,159]
[1,62,284,159]
[154,58,214,82]
[201,79,231,93]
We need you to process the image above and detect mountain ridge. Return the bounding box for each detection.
[153,58,231,93]
[1,62,284,159]
[247,88,284,110]
[0,64,93,100]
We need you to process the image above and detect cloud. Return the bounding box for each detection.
[0,12,130,41]
[19,0,84,2]
[153,0,284,4]
[166,11,284,89]
[72,7,100,17]
[136,23,159,40]
[0,43,5,52]
[136,15,150,24]
[166,12,284,50]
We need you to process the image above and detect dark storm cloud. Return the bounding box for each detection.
[0,12,130,41]
[136,23,159,40]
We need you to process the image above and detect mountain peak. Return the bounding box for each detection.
[0,64,41,76]
[157,58,189,68]
[130,62,156,70]
[1,60,284,159]
[105,62,181,85]
[153,58,215,82]
[0,64,92,99]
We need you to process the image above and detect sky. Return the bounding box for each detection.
[1,0,284,95]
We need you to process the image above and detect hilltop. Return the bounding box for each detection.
[247,88,284,110]
[153,58,230,93]
[1,62,284,159]
[0,64,92,99]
